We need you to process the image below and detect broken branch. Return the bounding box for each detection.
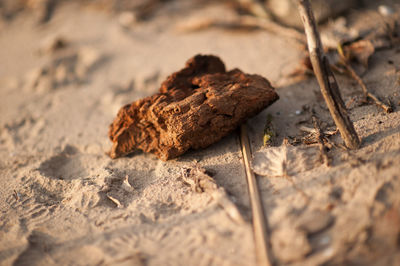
[297,0,360,150]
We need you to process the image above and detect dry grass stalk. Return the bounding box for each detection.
[176,15,305,44]
[239,16,306,44]
[240,124,273,266]
[297,0,360,150]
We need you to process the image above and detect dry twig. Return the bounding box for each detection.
[236,0,305,43]
[176,15,305,44]
[240,124,273,266]
[298,124,337,136]
[239,16,306,44]
[337,45,393,113]
[297,0,360,150]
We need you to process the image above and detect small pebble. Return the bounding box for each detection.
[378,5,394,17]
[295,110,301,115]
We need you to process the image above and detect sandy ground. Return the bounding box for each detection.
[1,1,400,265]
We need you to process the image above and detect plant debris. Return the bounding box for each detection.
[287,5,400,85]
[176,15,306,44]
[297,121,338,149]
[181,165,217,193]
[267,0,359,29]
[263,113,276,146]
[337,44,393,113]
[252,143,321,177]
[108,54,279,160]
[312,116,331,166]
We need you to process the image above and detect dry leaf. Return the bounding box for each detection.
[252,144,321,177]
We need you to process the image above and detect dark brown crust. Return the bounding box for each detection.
[108,54,279,161]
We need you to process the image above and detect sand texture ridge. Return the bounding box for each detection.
[1,1,400,265]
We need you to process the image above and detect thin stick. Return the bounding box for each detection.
[337,46,393,113]
[298,125,337,136]
[240,124,273,266]
[240,16,306,44]
[176,15,306,44]
[297,0,360,150]
[312,116,330,166]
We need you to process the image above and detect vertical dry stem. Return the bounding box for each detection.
[297,0,360,149]
[240,124,273,266]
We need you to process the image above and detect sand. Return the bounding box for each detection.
[1,1,400,265]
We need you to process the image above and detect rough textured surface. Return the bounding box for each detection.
[109,55,279,160]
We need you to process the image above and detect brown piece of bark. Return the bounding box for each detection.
[108,55,279,161]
